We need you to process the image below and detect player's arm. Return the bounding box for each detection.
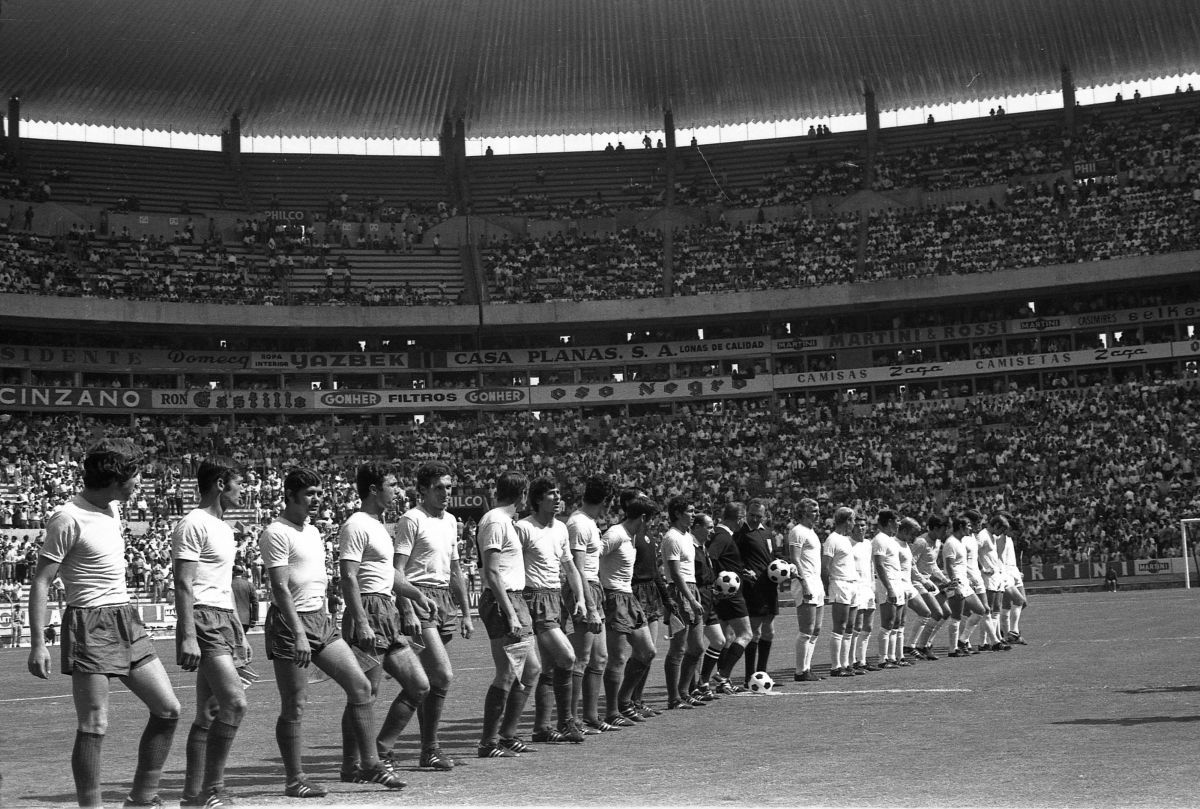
[339,558,373,651]
[265,564,311,667]
[392,551,424,637]
[481,546,520,637]
[448,558,474,638]
[873,552,896,603]
[26,555,60,679]
[560,545,587,620]
[173,558,202,670]
[665,556,702,616]
[570,546,601,631]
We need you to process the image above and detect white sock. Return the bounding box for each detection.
[840,633,853,669]
[916,617,935,648]
[803,635,817,671]
[892,629,903,658]
[999,608,1010,636]
[964,613,982,645]
[831,633,844,669]
[878,628,890,660]
[795,632,811,672]
[1009,604,1023,634]
[857,630,871,664]
[947,618,960,650]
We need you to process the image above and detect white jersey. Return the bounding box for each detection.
[171,507,236,610]
[478,504,524,592]
[660,527,696,584]
[517,515,571,590]
[976,528,1001,577]
[997,532,1019,572]
[598,523,636,593]
[961,532,982,575]
[394,505,459,587]
[911,534,945,584]
[787,523,822,580]
[259,516,327,612]
[898,542,914,586]
[871,531,902,582]
[566,510,602,583]
[822,531,858,584]
[41,495,129,608]
[337,511,396,597]
[940,535,968,582]
[853,539,875,590]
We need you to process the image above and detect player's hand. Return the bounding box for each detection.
[417,594,438,617]
[242,639,254,665]
[585,608,602,634]
[401,610,422,638]
[460,617,474,639]
[572,600,586,621]
[743,569,758,582]
[507,615,523,639]
[27,645,50,679]
[355,625,377,653]
[888,594,899,605]
[178,636,202,671]
[293,635,312,668]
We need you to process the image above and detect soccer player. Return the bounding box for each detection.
[871,509,907,668]
[599,496,660,725]
[690,512,726,698]
[27,441,181,809]
[975,513,1011,651]
[908,515,951,659]
[260,467,404,798]
[961,510,1000,652]
[851,514,879,673]
[994,515,1029,644]
[788,498,825,682]
[735,499,779,684]
[822,506,859,677]
[517,476,587,742]
[660,496,706,709]
[940,515,989,659]
[394,461,475,770]
[338,462,437,777]
[173,458,250,808]
[476,471,541,758]
[627,488,666,717]
[565,475,614,732]
[896,516,933,660]
[706,502,753,692]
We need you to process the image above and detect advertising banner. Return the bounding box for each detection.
[441,337,772,368]
[0,346,409,372]
[528,375,773,406]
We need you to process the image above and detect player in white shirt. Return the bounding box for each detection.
[338,463,439,778]
[939,515,989,659]
[565,476,615,732]
[895,516,934,660]
[973,512,1011,652]
[787,498,824,682]
[908,515,951,659]
[821,507,860,678]
[871,510,907,669]
[260,467,404,798]
[28,441,181,809]
[661,497,707,710]
[993,514,1029,644]
[957,510,989,653]
[518,476,587,743]
[851,515,879,673]
[173,458,250,808]
[394,461,475,771]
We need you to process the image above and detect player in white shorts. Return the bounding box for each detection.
[895,517,934,660]
[871,510,908,669]
[787,498,824,682]
[955,510,988,653]
[973,513,1011,652]
[994,514,1029,644]
[908,515,951,658]
[851,515,878,673]
[821,507,859,678]
[939,515,988,659]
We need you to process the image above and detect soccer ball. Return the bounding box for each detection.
[714,570,741,596]
[748,671,774,693]
[767,558,794,584]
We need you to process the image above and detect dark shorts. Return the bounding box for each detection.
[667,582,702,627]
[699,585,720,626]
[264,606,341,661]
[479,588,534,641]
[343,592,410,653]
[713,589,750,622]
[564,580,604,635]
[743,573,780,617]
[416,585,459,636]
[632,580,663,623]
[185,605,247,667]
[524,587,565,634]
[603,589,647,635]
[62,603,157,677]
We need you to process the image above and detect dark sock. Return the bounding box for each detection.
[552,666,573,727]
[533,672,554,731]
[757,639,773,673]
[602,666,623,718]
[570,670,584,719]
[663,654,682,702]
[499,681,531,739]
[618,658,648,708]
[347,701,378,770]
[340,704,358,771]
[417,686,448,750]
[584,667,604,721]
[71,731,104,808]
[743,640,759,681]
[480,685,509,745]
[201,720,239,794]
[679,652,702,698]
[700,646,722,682]
[275,717,304,781]
[378,690,421,753]
[130,714,178,802]
[183,723,209,798]
[633,656,654,703]
[717,641,745,679]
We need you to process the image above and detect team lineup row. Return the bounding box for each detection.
[23,440,1031,808]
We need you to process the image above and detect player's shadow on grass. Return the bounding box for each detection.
[1116,685,1200,694]
[1053,715,1200,726]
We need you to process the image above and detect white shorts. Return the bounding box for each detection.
[946,575,972,598]
[1008,567,1024,587]
[966,569,987,597]
[791,576,825,606]
[875,577,906,606]
[982,569,1009,592]
[853,585,876,611]
[828,579,858,606]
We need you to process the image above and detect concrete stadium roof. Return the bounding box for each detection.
[1,0,1198,140]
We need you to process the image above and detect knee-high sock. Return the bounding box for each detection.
[840,633,853,669]
[346,701,378,770]
[377,690,422,753]
[804,634,817,671]
[276,718,304,781]
[963,613,982,644]
[700,646,722,682]
[878,628,891,660]
[499,681,531,739]
[830,633,843,670]
[341,704,358,770]
[533,672,555,731]
[717,641,745,680]
[664,653,683,702]
[679,652,701,699]
[633,656,654,704]
[756,640,772,673]
[553,666,573,726]
[417,686,448,750]
[201,720,239,794]
[72,731,104,808]
[947,619,960,651]
[130,715,178,803]
[618,658,649,708]
[480,685,509,745]
[743,640,759,681]
[571,670,585,718]
[891,629,902,659]
[183,722,209,798]
[795,632,811,672]
[584,666,605,721]
[1009,603,1023,634]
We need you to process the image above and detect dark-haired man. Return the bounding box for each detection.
[735,498,779,683]
[706,502,753,692]
[940,515,989,659]
[173,458,249,808]
[566,476,613,732]
[661,496,706,709]
[27,441,181,808]
[260,467,404,798]
[395,461,474,771]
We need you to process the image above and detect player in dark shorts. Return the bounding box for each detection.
[690,512,725,700]
[660,497,707,710]
[707,502,753,693]
[27,440,181,808]
[172,457,251,808]
[624,488,666,717]
[566,476,614,732]
[259,467,405,798]
[735,498,780,685]
[339,463,438,777]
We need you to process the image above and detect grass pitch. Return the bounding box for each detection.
[2,589,1198,807]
